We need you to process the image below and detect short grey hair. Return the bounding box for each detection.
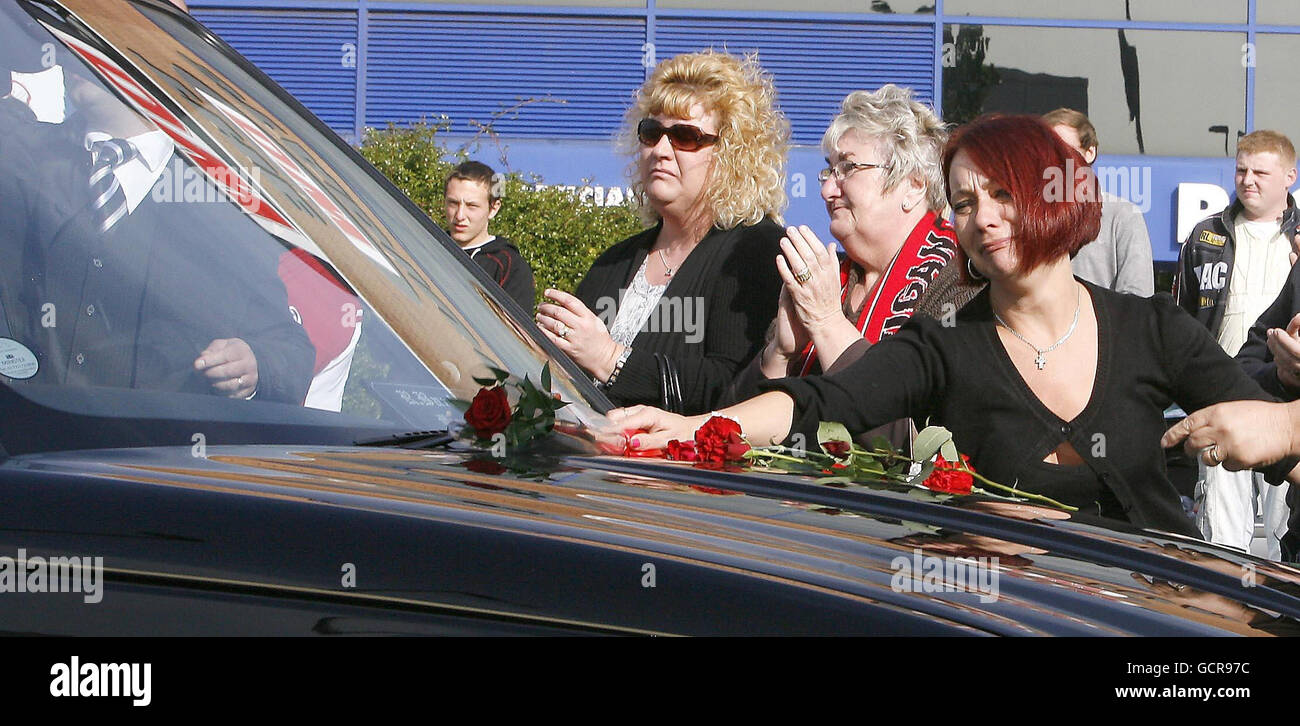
[822,85,949,213]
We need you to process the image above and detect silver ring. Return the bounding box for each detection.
[557,322,569,339]
[1201,443,1222,466]
[794,267,812,285]
[237,375,245,387]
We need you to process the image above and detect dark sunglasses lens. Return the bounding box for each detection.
[637,119,665,146]
[665,125,707,150]
[638,119,714,150]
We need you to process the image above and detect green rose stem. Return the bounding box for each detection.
[962,465,1078,512]
[748,446,1078,513]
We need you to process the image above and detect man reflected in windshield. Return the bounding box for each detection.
[1,10,314,404]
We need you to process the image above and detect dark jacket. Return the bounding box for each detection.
[1236,260,1300,399]
[1174,195,1300,334]
[21,148,314,404]
[575,219,783,414]
[468,235,535,311]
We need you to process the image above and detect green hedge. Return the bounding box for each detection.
[359,120,645,307]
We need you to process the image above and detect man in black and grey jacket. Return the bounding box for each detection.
[1174,130,1299,559]
[444,161,536,311]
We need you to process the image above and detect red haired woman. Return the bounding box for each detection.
[613,114,1296,537]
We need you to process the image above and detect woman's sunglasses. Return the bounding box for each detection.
[637,118,720,151]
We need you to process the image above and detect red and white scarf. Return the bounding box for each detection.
[795,212,959,376]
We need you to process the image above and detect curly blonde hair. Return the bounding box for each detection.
[621,50,789,229]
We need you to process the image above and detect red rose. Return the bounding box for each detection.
[923,454,974,495]
[667,439,698,462]
[689,485,738,496]
[465,386,511,438]
[823,440,852,459]
[694,415,750,466]
[463,459,507,475]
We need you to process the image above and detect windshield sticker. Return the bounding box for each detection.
[0,338,38,380]
[198,89,398,275]
[369,382,461,429]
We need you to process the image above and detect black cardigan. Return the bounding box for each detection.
[761,284,1296,537]
[576,219,783,413]
[1236,259,1300,400]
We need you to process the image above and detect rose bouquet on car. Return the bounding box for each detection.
[452,363,569,449]
[646,416,1075,511]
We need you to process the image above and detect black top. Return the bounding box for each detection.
[1236,258,1300,400]
[760,282,1296,537]
[576,219,783,413]
[468,235,535,311]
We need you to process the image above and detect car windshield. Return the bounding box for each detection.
[0,0,607,453]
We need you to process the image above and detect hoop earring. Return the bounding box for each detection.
[967,258,986,281]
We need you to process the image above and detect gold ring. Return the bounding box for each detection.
[794,267,812,285]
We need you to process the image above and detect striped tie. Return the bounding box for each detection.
[88,138,138,233]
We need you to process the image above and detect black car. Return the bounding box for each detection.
[1,0,1299,637]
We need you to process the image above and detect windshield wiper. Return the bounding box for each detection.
[353,430,455,449]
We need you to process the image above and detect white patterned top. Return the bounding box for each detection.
[607,257,668,347]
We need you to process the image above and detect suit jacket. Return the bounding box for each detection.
[21,143,313,404]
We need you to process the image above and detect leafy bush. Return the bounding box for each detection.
[359,120,645,306]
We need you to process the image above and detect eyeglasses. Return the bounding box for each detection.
[637,118,720,152]
[818,160,892,183]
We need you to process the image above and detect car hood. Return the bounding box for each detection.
[5,443,1300,636]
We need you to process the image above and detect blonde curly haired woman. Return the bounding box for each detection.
[536,50,789,413]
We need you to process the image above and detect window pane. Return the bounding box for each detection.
[658,0,934,12]
[1254,35,1300,145]
[1258,1,1300,25]
[399,0,644,6]
[942,25,1246,156]
[944,0,1244,24]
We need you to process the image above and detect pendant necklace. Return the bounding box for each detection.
[993,286,1081,370]
[658,248,676,277]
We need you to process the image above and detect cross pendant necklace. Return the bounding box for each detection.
[993,286,1081,371]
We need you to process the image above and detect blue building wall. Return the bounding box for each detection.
[189,1,1300,265]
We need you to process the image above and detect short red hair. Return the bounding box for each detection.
[943,114,1101,274]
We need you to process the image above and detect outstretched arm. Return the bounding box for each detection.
[1162,399,1300,484]
[611,390,797,451]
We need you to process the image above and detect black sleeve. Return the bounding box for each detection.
[757,317,945,445]
[1156,293,1299,483]
[605,224,784,413]
[1236,266,1300,399]
[1173,228,1198,316]
[719,349,773,406]
[230,250,315,406]
[475,246,536,312]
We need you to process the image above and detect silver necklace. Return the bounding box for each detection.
[658,248,676,277]
[993,286,1081,371]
